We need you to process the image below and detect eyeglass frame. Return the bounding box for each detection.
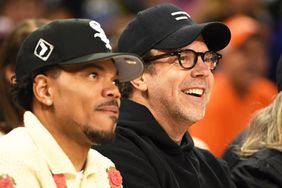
[142,49,222,71]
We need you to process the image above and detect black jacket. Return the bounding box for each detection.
[231,148,282,188]
[95,99,235,188]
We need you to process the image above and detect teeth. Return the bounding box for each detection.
[184,88,204,96]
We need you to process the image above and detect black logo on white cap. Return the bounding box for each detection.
[34,38,54,61]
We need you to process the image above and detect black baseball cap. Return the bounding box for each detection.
[15,19,144,82]
[118,3,231,56]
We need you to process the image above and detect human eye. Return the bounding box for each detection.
[89,72,97,79]
[204,52,220,64]
[179,51,195,67]
[112,79,120,86]
[203,52,219,70]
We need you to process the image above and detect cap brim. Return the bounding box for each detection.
[154,22,231,51]
[60,52,144,82]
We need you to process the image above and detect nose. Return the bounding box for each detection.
[102,80,121,99]
[190,58,211,78]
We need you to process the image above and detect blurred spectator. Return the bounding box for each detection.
[222,130,247,169]
[189,14,277,156]
[79,0,161,49]
[44,0,76,20]
[268,0,282,81]
[159,0,226,22]
[0,0,45,24]
[81,0,122,42]
[221,0,282,82]
[223,0,271,19]
[81,0,120,24]
[0,16,13,44]
[120,0,159,14]
[106,14,134,51]
[223,54,282,170]
[0,18,50,136]
[0,0,45,44]
[230,86,282,188]
[57,0,83,18]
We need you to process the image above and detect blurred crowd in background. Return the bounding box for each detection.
[0,0,282,157]
[1,0,282,72]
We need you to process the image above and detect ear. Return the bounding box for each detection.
[4,64,15,84]
[130,74,148,91]
[33,74,53,106]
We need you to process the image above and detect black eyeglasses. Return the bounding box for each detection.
[143,49,222,71]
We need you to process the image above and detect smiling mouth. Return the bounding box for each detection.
[183,88,204,97]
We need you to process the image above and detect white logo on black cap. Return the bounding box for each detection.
[171,11,191,20]
[34,38,54,61]
[89,20,112,50]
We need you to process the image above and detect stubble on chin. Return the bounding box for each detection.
[83,116,118,145]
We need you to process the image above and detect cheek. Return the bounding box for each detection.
[206,74,215,98]
[209,75,215,89]
[53,84,95,113]
[147,74,176,94]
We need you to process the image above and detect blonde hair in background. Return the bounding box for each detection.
[238,92,282,157]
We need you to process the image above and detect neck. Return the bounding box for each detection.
[33,107,89,171]
[151,108,187,145]
[54,132,89,171]
[130,95,189,145]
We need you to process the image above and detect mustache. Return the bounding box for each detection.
[95,100,119,109]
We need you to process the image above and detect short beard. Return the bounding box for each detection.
[83,127,115,145]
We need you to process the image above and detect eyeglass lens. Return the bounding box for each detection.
[178,50,219,70]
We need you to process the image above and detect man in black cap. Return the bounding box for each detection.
[96,3,235,188]
[0,19,143,187]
